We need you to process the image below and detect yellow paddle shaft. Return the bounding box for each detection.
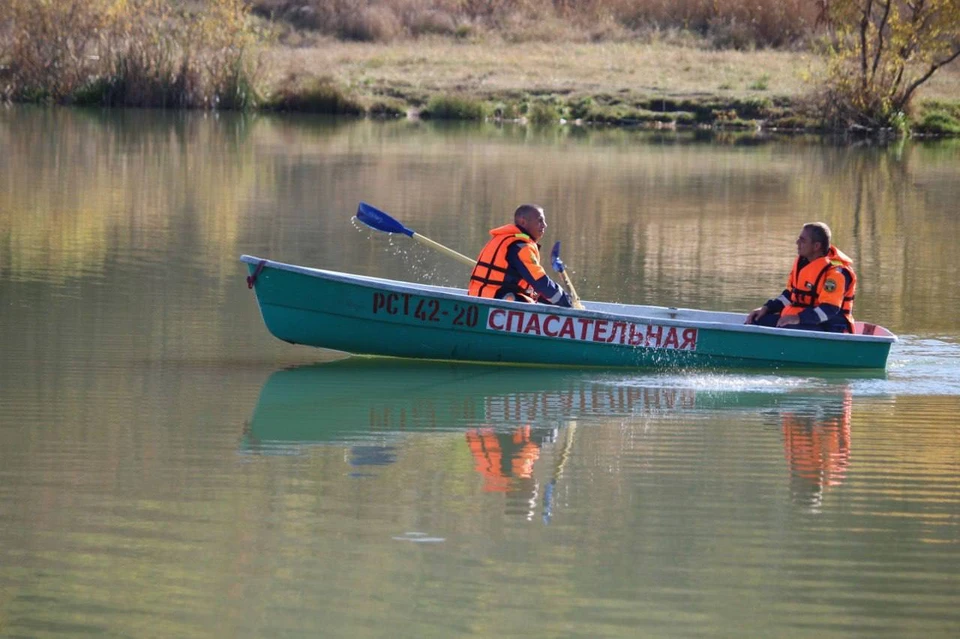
[557,269,585,310]
[411,233,475,267]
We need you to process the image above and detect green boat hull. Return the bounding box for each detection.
[242,256,895,370]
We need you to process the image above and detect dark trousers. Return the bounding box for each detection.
[752,313,847,333]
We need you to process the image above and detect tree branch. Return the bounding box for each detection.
[860,0,874,92]
[897,46,960,111]
[870,0,893,82]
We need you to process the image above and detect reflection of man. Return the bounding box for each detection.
[781,391,852,509]
[465,425,557,520]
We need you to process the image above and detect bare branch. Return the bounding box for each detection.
[897,47,960,111]
[860,0,874,92]
[870,0,892,81]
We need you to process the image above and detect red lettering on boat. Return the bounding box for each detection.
[578,318,594,340]
[663,327,679,349]
[543,315,560,337]
[609,321,627,344]
[645,325,663,348]
[523,313,542,335]
[592,319,609,342]
[488,309,506,330]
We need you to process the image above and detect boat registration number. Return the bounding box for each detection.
[372,292,480,327]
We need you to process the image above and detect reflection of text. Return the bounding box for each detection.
[367,385,698,430]
[487,309,698,350]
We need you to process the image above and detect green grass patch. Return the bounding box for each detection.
[368,97,407,118]
[566,96,594,120]
[526,100,560,125]
[748,74,771,91]
[492,101,522,120]
[265,78,365,115]
[420,94,485,120]
[769,115,820,131]
[912,111,960,136]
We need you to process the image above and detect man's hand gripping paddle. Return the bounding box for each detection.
[550,241,584,310]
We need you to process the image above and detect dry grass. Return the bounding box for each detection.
[262,39,816,101]
[0,0,260,107]
[259,37,960,107]
[254,0,824,48]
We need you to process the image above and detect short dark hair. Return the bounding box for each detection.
[514,204,543,225]
[803,222,832,253]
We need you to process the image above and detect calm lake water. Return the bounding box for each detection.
[1,106,958,638]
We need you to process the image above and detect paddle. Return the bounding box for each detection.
[543,420,577,525]
[355,202,474,267]
[550,241,585,310]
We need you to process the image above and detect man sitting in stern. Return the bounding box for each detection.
[468,204,572,308]
[745,222,857,333]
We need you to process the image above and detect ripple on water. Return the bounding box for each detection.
[589,333,960,399]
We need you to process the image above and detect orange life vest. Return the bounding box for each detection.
[781,246,857,332]
[468,225,542,302]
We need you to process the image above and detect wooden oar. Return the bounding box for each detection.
[355,202,474,267]
[550,241,585,310]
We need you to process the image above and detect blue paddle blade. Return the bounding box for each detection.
[356,202,414,237]
[550,241,565,273]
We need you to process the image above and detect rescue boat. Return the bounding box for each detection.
[242,255,896,370]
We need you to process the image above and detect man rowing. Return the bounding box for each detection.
[467,204,572,308]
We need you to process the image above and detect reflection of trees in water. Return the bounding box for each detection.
[5,111,956,331]
[0,108,255,282]
[820,144,960,332]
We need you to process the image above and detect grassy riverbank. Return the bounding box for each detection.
[2,0,958,134]
[260,37,960,133]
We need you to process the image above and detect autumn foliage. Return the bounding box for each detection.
[0,0,259,107]
[820,0,960,128]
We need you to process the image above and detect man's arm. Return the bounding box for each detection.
[506,244,572,307]
[745,289,790,324]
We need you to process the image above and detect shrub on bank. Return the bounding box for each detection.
[0,0,259,108]
[265,77,365,114]
[526,100,561,125]
[420,94,485,120]
[913,111,960,136]
[368,97,408,118]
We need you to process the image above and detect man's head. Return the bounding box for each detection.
[797,222,831,260]
[514,204,547,242]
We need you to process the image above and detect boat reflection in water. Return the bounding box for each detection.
[243,359,867,518]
